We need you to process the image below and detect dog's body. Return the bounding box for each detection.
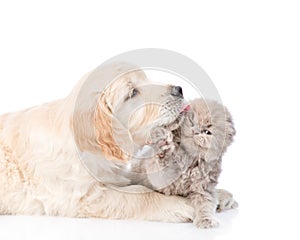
[0,65,236,222]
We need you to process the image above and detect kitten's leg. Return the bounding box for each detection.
[150,127,175,158]
[190,192,219,228]
[216,189,238,212]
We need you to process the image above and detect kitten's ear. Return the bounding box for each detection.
[224,107,236,144]
[186,111,196,123]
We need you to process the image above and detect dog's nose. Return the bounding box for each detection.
[171,86,183,98]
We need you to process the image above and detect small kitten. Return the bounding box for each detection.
[130,99,235,228]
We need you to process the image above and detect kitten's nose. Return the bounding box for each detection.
[171,86,183,98]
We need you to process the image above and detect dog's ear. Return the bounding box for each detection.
[72,93,128,162]
[94,94,125,161]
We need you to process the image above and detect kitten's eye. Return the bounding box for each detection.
[201,130,212,135]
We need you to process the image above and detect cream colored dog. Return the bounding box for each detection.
[0,64,235,222]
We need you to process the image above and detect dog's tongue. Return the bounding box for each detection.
[180,104,191,113]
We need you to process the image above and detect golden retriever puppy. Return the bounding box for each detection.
[0,63,235,223]
[0,63,195,221]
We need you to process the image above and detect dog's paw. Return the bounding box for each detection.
[194,217,219,229]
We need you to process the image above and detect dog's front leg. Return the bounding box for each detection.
[76,185,194,223]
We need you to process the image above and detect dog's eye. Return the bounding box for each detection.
[125,88,139,101]
[130,88,138,98]
[201,130,212,135]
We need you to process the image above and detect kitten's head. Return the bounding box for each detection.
[180,99,235,161]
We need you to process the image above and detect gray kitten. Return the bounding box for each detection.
[130,99,236,228]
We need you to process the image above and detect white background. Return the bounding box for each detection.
[0,1,300,239]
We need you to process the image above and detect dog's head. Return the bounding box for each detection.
[73,64,187,162]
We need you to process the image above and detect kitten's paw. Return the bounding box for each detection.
[194,217,219,229]
[216,189,238,212]
[216,200,238,213]
[150,127,175,157]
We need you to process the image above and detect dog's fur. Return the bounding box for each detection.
[130,99,237,228]
[0,64,236,222]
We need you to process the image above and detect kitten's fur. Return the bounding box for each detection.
[130,99,235,228]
